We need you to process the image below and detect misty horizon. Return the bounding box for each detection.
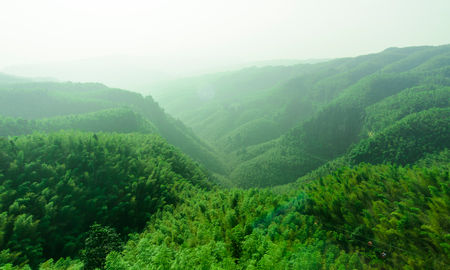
[1,0,450,92]
[0,1,449,268]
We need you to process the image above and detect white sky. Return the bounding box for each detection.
[1,0,449,72]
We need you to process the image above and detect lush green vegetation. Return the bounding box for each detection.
[151,46,448,147]
[2,146,448,269]
[224,46,450,187]
[0,108,156,136]
[103,162,449,269]
[361,85,449,135]
[349,108,450,165]
[2,46,449,188]
[0,132,210,268]
[0,81,227,176]
[0,45,448,269]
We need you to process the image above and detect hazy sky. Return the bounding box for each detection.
[1,0,449,72]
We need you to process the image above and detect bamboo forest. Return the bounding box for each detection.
[0,1,449,269]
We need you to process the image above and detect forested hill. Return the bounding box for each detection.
[0,46,449,269]
[0,108,157,136]
[149,45,449,146]
[0,132,212,267]
[0,80,227,175]
[104,159,449,269]
[149,45,450,187]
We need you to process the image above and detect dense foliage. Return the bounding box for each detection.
[0,132,210,267]
[82,224,123,270]
[0,108,156,137]
[0,82,227,176]
[228,47,450,187]
[152,45,448,147]
[349,108,450,165]
[0,45,448,269]
[103,162,449,269]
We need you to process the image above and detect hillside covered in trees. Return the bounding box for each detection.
[0,132,212,267]
[0,45,449,269]
[104,160,449,270]
[151,45,450,187]
[0,80,227,176]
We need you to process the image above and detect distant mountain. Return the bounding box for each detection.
[0,72,32,84]
[2,55,173,91]
[239,58,329,67]
[0,46,448,270]
[150,45,450,187]
[2,56,326,94]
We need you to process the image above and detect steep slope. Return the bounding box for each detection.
[0,82,227,175]
[293,106,450,187]
[150,45,449,153]
[361,85,450,135]
[0,46,448,270]
[349,108,450,165]
[226,46,450,187]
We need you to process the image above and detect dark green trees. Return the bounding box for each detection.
[0,132,211,267]
[82,224,122,270]
[0,45,448,269]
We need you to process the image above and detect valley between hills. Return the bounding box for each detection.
[0,45,449,269]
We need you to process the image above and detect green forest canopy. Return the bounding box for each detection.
[0,45,448,269]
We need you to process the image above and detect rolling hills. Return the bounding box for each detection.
[149,45,450,187]
[0,45,448,269]
[0,79,227,176]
